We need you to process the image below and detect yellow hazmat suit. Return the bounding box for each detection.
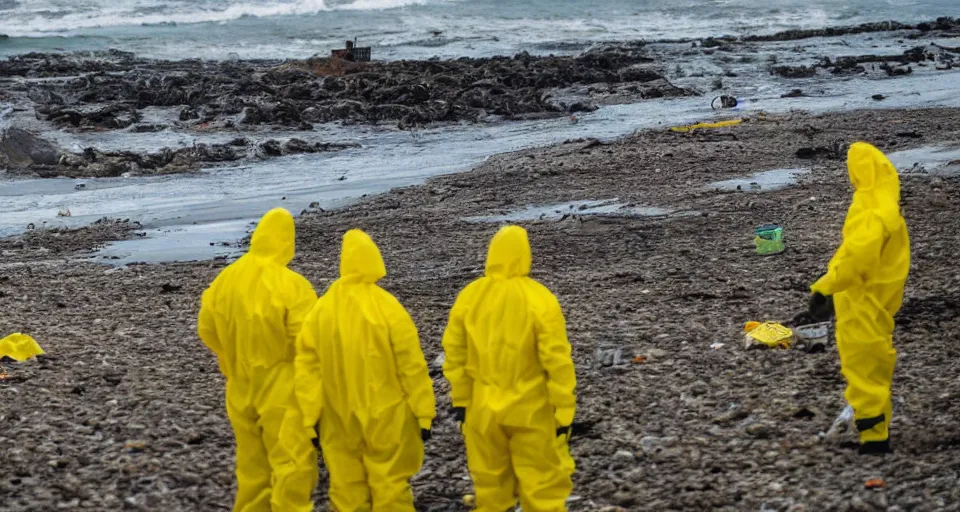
[442,225,576,512]
[812,142,910,447]
[198,208,319,512]
[295,229,436,512]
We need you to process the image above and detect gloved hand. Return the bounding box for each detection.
[453,407,466,424]
[311,423,320,449]
[556,425,572,441]
[808,292,834,322]
[421,429,432,442]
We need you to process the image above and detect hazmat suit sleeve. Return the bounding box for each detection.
[198,283,232,378]
[812,213,885,296]
[294,302,324,430]
[535,290,577,427]
[442,287,474,408]
[386,294,436,430]
[285,274,318,342]
[198,285,221,355]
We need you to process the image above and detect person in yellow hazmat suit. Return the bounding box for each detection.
[197,207,319,511]
[295,229,436,512]
[442,225,577,512]
[809,142,910,455]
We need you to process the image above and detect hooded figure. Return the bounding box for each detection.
[810,142,910,454]
[442,225,576,512]
[295,229,436,512]
[198,208,319,512]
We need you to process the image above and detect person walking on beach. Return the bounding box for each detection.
[295,229,436,511]
[808,142,910,454]
[442,225,577,511]
[198,207,319,511]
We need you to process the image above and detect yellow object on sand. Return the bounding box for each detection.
[0,333,45,361]
[670,119,743,133]
[811,142,910,445]
[745,322,794,349]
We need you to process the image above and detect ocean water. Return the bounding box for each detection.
[1,0,959,60]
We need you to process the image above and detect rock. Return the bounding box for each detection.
[745,422,773,438]
[281,138,313,155]
[46,104,141,130]
[257,140,283,157]
[781,89,804,98]
[774,65,817,78]
[160,283,182,293]
[613,450,635,462]
[872,94,887,101]
[639,436,677,455]
[714,408,749,424]
[612,491,637,508]
[645,348,668,360]
[568,101,598,113]
[124,440,147,453]
[240,106,262,125]
[690,380,710,396]
[0,128,61,168]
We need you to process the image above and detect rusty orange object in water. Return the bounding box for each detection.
[632,355,647,364]
[865,478,885,489]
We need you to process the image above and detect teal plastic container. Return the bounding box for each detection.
[754,224,784,255]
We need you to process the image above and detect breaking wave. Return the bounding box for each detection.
[0,0,433,37]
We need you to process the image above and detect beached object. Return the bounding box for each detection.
[0,333,45,361]
[794,322,830,352]
[670,119,743,133]
[754,224,784,255]
[331,40,371,62]
[744,322,793,349]
[711,95,739,109]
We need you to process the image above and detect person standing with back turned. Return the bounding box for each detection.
[197,207,319,511]
[295,229,436,511]
[808,142,911,454]
[442,225,577,512]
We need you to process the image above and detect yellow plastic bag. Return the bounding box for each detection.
[744,322,794,349]
[670,119,743,133]
[0,333,45,361]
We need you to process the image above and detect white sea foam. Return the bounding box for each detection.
[0,0,431,37]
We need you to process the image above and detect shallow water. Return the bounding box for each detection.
[2,60,960,264]
[708,168,811,192]
[887,144,960,176]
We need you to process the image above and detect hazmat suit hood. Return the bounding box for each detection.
[250,208,296,266]
[847,142,903,232]
[339,229,387,283]
[485,226,532,278]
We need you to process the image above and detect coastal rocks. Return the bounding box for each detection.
[0,127,60,168]
[41,104,141,130]
[743,17,960,43]
[3,130,357,178]
[3,43,694,130]
[771,44,959,79]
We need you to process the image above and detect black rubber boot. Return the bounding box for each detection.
[858,439,892,455]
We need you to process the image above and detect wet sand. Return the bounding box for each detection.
[2,106,960,510]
